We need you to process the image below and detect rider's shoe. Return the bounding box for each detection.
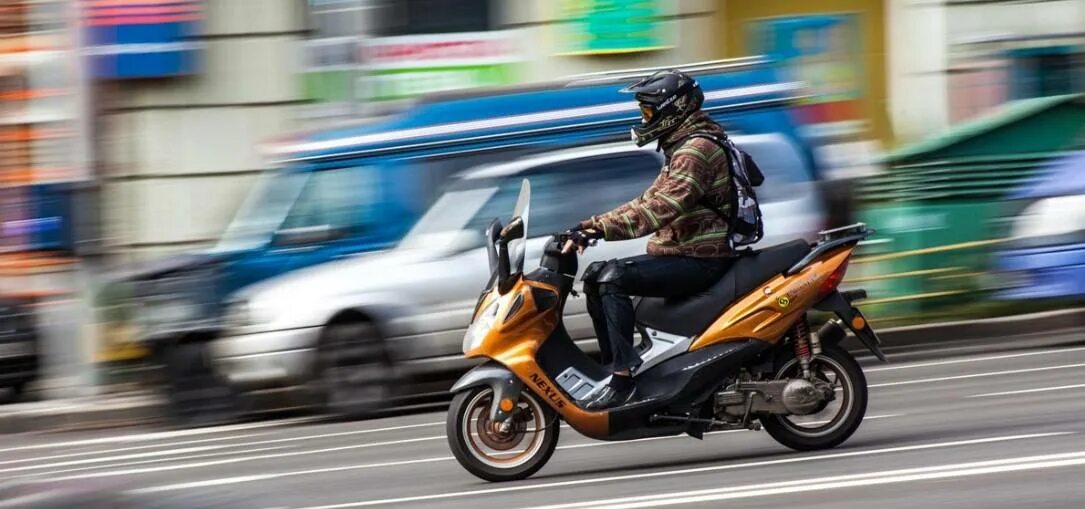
[584,375,635,410]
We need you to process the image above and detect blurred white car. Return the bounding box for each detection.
[210,136,826,414]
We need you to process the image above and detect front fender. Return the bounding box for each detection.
[451,361,523,422]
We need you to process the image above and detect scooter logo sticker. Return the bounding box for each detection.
[777,295,791,308]
[529,373,566,408]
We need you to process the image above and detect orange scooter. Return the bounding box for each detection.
[447,180,887,482]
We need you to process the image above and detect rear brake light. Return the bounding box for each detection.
[818,258,850,298]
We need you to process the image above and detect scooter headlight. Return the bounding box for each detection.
[463,300,501,353]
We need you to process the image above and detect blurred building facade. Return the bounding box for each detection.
[0,1,88,254]
[100,0,308,262]
[889,0,1085,143]
[302,0,720,119]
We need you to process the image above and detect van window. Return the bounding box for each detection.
[214,170,307,252]
[280,166,378,233]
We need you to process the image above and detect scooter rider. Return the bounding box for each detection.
[563,69,736,410]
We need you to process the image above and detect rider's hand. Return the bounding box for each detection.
[562,228,600,254]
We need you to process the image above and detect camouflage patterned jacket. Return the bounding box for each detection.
[579,111,733,258]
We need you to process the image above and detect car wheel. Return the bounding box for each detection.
[0,380,27,404]
[161,341,241,427]
[314,320,395,418]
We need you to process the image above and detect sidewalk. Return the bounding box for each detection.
[0,393,163,434]
[2,307,1084,434]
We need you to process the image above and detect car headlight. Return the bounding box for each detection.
[463,300,500,353]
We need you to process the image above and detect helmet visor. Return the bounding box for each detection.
[639,103,655,124]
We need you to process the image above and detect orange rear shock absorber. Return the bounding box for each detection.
[792,317,813,380]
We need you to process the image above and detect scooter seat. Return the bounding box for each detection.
[635,240,812,337]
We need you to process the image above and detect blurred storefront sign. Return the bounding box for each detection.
[556,0,668,55]
[0,185,72,253]
[82,0,202,79]
[303,31,521,113]
[749,14,865,140]
[303,36,361,107]
[360,31,520,102]
[718,0,891,145]
[1,1,86,254]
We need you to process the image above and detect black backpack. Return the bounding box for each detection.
[683,133,765,248]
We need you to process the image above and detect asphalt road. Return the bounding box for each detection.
[4,329,1085,509]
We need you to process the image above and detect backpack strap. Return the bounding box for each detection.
[679,132,739,243]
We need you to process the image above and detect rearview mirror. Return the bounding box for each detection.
[499,216,525,242]
[272,225,341,246]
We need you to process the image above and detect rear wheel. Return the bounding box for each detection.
[760,344,867,451]
[447,386,559,482]
[313,320,395,418]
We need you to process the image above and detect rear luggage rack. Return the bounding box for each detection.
[786,223,874,275]
[818,223,872,243]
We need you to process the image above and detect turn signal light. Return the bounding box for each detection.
[851,316,866,330]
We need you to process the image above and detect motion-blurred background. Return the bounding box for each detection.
[1,0,1083,422]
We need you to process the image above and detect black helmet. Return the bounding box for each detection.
[620,69,704,147]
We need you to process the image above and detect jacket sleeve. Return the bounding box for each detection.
[583,147,718,241]
[578,173,659,237]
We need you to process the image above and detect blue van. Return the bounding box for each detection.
[123,57,817,349]
[994,151,1085,299]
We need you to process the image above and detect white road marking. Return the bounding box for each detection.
[292,432,1068,508]
[130,457,456,494]
[0,445,245,474]
[127,413,904,494]
[527,450,1085,509]
[200,421,444,448]
[868,362,1085,388]
[0,433,260,466]
[969,383,1085,398]
[12,445,290,480]
[130,430,746,494]
[3,418,444,471]
[865,346,1085,372]
[0,416,322,454]
[37,436,447,481]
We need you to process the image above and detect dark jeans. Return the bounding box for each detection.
[584,254,732,372]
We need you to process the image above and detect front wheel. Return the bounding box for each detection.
[760,344,868,451]
[446,386,559,482]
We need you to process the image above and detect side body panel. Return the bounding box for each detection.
[691,247,853,350]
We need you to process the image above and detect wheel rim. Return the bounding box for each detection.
[322,322,389,409]
[771,355,856,438]
[461,388,548,469]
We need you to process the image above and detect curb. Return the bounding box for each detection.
[3,308,1085,434]
[0,394,164,434]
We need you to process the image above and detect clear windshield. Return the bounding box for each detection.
[211,170,308,253]
[509,179,531,274]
